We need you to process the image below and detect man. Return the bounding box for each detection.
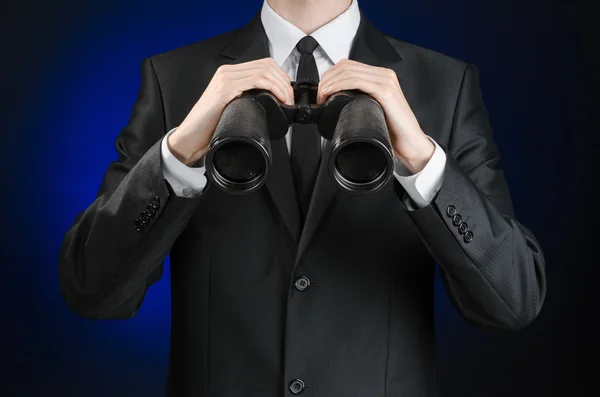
[58,0,547,395]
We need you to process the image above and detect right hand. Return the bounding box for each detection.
[167,57,295,166]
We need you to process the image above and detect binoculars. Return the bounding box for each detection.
[204,80,395,195]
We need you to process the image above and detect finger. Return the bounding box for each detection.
[227,67,291,97]
[319,63,341,86]
[248,58,293,103]
[316,82,325,104]
[267,64,294,104]
[228,57,278,72]
[320,59,359,83]
[225,58,286,81]
[318,69,397,103]
[235,75,290,105]
[219,61,265,74]
[262,58,293,92]
[226,61,293,104]
[327,69,394,86]
[265,68,294,105]
[226,59,287,82]
[224,67,268,81]
[321,61,393,87]
[318,76,384,104]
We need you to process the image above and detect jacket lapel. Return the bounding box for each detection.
[293,10,404,265]
[220,11,302,245]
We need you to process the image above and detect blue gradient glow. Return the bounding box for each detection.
[4,0,579,395]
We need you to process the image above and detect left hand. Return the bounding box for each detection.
[317,58,435,174]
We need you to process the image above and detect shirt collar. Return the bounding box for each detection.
[260,0,361,66]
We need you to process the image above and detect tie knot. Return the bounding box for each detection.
[296,36,319,54]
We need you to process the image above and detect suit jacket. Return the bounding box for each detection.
[58,9,547,397]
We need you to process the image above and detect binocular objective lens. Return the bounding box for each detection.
[334,142,387,184]
[213,141,266,183]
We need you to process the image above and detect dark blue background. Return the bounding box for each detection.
[2,0,597,395]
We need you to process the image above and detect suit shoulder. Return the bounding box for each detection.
[385,35,469,76]
[147,25,240,67]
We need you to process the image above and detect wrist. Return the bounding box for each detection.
[395,135,435,174]
[167,130,207,167]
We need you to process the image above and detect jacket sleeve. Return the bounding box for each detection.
[58,57,209,320]
[393,63,547,331]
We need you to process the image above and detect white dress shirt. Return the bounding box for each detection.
[161,0,447,209]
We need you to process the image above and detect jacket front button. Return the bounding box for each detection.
[294,276,311,291]
[446,205,456,217]
[289,379,305,395]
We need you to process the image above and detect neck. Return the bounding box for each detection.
[267,0,352,34]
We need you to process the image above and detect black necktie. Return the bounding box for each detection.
[290,36,321,222]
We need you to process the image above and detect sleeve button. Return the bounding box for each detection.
[452,214,462,226]
[463,230,474,243]
[133,220,143,232]
[446,205,456,217]
[458,222,468,234]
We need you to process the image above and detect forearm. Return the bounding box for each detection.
[58,139,206,319]
[394,154,546,330]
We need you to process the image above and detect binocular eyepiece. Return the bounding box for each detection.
[204,80,395,195]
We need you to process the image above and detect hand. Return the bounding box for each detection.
[316,58,435,174]
[168,57,295,166]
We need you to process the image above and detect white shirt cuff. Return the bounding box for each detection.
[392,135,447,209]
[160,127,208,197]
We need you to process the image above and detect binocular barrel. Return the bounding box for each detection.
[205,97,273,195]
[204,85,394,195]
[327,96,394,194]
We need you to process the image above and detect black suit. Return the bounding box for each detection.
[58,9,546,397]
